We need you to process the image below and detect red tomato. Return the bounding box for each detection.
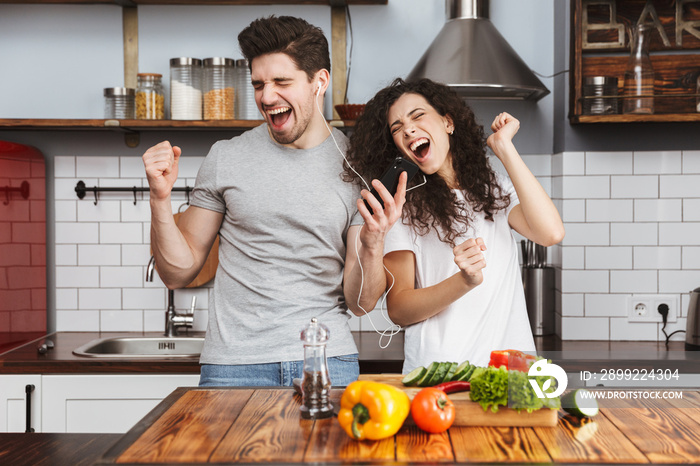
[410,387,455,434]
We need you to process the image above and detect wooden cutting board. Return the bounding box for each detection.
[155,212,219,288]
[358,374,558,427]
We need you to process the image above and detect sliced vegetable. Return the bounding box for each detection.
[561,389,599,418]
[337,381,410,441]
[402,366,427,386]
[444,361,459,382]
[469,366,561,413]
[427,362,451,386]
[417,362,439,387]
[410,387,455,434]
[450,361,471,381]
[459,364,476,382]
[433,380,471,394]
[488,349,537,372]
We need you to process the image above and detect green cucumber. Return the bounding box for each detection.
[417,362,439,387]
[427,362,450,386]
[443,362,459,383]
[561,389,599,418]
[402,366,427,386]
[451,361,471,381]
[460,364,476,381]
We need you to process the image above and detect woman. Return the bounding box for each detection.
[346,78,564,372]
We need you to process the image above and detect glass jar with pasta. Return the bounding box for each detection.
[136,73,165,120]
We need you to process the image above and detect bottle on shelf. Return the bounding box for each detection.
[622,23,655,115]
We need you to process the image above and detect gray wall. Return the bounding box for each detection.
[1,0,555,156]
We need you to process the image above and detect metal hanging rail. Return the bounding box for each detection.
[75,180,192,205]
[2,181,30,205]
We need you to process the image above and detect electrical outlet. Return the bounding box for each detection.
[627,295,678,323]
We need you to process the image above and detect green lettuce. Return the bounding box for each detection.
[469,366,561,413]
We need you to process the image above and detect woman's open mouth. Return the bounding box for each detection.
[267,106,292,128]
[409,137,431,161]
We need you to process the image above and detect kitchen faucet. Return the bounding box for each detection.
[146,255,194,337]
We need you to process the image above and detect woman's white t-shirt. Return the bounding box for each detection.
[384,173,535,373]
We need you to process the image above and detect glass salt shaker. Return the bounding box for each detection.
[299,317,333,419]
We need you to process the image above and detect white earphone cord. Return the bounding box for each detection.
[316,85,402,349]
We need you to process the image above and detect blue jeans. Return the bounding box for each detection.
[199,353,359,387]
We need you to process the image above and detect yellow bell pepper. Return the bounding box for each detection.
[337,380,410,441]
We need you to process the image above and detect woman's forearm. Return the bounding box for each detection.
[387,272,478,326]
[494,140,565,246]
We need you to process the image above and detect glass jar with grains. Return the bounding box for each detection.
[203,57,235,119]
[136,73,165,120]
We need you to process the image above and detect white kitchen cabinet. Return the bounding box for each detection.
[41,374,199,433]
[0,375,42,433]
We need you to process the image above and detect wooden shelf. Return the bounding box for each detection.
[0,118,356,131]
[570,0,700,124]
[571,113,700,124]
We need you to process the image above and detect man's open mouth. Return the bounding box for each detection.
[267,106,291,127]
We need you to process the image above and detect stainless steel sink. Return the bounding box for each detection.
[72,336,204,358]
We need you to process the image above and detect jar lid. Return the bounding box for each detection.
[104,87,135,96]
[170,57,202,66]
[137,73,162,79]
[584,76,618,86]
[235,58,249,68]
[203,57,235,67]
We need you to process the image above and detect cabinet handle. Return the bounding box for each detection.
[25,384,35,433]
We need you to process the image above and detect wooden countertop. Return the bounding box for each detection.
[93,386,700,465]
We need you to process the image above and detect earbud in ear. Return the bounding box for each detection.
[316,82,322,96]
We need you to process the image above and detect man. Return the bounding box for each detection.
[142,15,406,386]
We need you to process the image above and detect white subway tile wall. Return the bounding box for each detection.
[54,155,373,332]
[54,150,699,342]
[54,155,207,332]
[555,150,700,341]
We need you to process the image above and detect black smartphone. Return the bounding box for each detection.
[364,157,420,215]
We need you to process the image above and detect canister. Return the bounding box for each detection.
[136,73,165,120]
[583,76,618,115]
[234,59,262,120]
[203,57,236,119]
[170,57,203,120]
[104,87,135,119]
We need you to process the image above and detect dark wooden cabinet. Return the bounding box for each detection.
[570,0,700,123]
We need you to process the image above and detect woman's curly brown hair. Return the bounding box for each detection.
[344,78,510,247]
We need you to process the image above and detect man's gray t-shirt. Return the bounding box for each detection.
[191,124,363,365]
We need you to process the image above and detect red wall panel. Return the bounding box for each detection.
[0,140,46,332]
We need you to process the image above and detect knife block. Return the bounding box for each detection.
[522,267,555,336]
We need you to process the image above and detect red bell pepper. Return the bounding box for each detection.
[488,349,536,372]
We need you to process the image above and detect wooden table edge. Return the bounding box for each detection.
[97,386,300,465]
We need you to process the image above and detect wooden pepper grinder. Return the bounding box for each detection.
[299,317,333,419]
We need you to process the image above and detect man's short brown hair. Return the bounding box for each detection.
[238,15,331,81]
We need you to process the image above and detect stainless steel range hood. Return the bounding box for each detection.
[407,0,549,101]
